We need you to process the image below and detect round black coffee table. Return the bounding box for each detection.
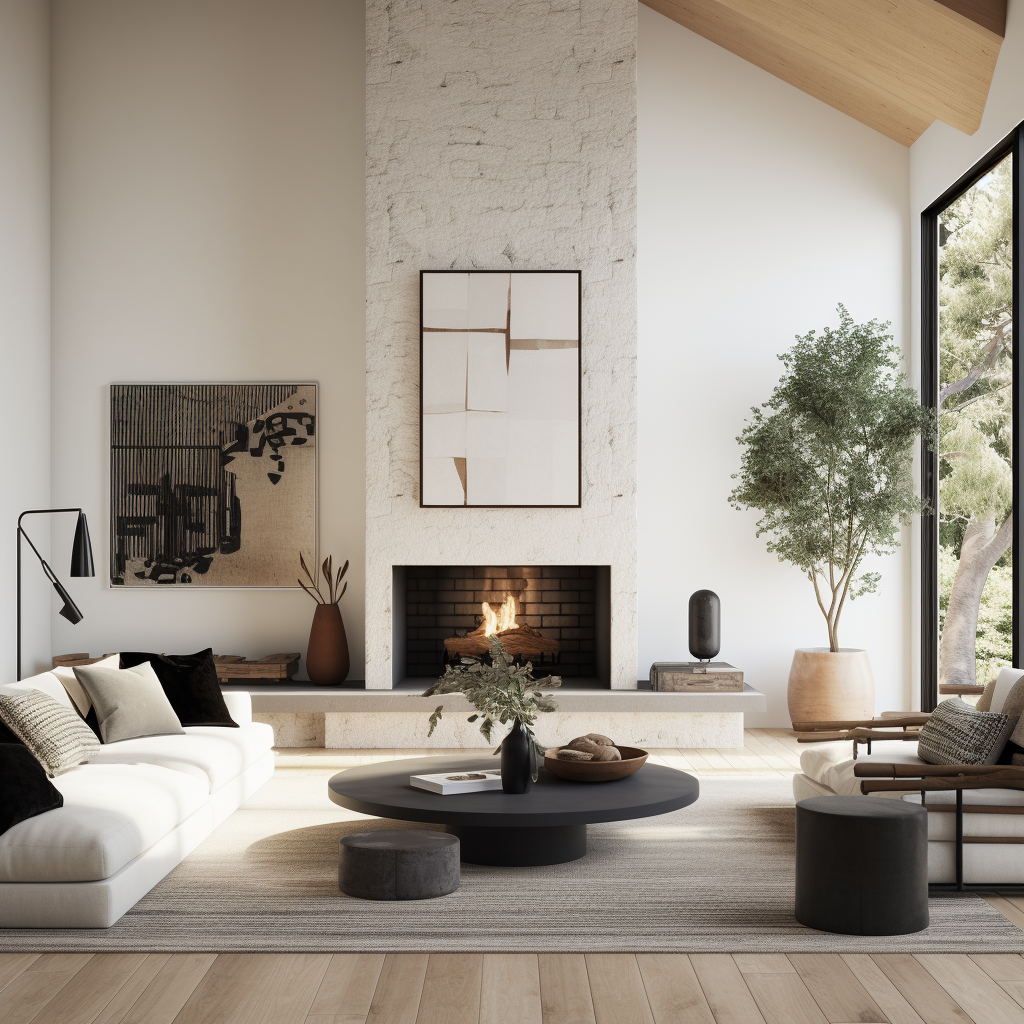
[327,756,699,866]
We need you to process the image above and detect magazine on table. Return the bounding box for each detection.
[410,769,503,795]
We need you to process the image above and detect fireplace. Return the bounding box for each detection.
[392,565,611,685]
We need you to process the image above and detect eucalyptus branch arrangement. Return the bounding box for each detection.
[422,638,560,774]
[298,553,349,605]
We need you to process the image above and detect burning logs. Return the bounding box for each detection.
[443,596,560,661]
[444,622,560,660]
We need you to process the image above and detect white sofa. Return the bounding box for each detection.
[793,667,1024,886]
[0,669,274,928]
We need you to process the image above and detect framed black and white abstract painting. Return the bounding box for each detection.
[420,270,581,507]
[110,383,316,587]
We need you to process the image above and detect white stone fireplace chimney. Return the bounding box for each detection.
[364,0,638,688]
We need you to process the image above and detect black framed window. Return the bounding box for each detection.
[921,123,1022,710]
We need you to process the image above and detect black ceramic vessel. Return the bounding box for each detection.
[500,719,533,794]
[688,590,721,661]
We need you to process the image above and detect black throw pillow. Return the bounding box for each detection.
[0,744,63,835]
[0,720,24,747]
[119,648,238,728]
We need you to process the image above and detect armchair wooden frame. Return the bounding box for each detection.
[792,716,930,758]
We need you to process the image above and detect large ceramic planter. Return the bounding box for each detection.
[306,603,350,685]
[787,648,874,724]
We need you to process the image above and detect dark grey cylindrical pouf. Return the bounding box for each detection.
[339,830,460,900]
[795,796,929,935]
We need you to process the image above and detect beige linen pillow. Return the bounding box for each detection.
[0,689,100,776]
[72,661,185,744]
[52,654,119,718]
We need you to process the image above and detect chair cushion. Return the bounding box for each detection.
[0,762,208,881]
[799,740,927,796]
[901,789,1024,840]
[73,661,185,743]
[0,689,100,776]
[0,745,63,836]
[978,667,1024,712]
[918,698,1014,765]
[120,649,238,728]
[86,722,274,793]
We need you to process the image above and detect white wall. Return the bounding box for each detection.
[50,0,366,677]
[364,0,638,688]
[0,0,51,678]
[637,6,911,724]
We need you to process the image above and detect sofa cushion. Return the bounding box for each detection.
[0,745,63,836]
[799,740,927,796]
[120,649,238,728]
[0,689,100,776]
[73,661,185,744]
[0,671,76,710]
[0,762,209,882]
[86,722,274,793]
[918,698,1014,765]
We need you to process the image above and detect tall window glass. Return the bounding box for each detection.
[937,154,1013,692]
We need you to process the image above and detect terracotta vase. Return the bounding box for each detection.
[306,603,350,685]
[787,648,874,725]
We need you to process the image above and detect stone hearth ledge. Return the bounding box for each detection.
[226,685,765,749]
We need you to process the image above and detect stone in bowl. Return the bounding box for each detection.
[543,746,649,782]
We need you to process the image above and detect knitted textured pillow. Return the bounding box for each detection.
[0,689,99,776]
[918,698,1014,766]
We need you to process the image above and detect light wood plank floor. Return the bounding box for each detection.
[6,730,1024,1024]
[7,952,1024,1024]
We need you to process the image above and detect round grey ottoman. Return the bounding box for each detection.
[339,830,460,900]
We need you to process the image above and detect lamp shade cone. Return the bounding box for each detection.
[70,512,95,577]
[306,603,350,685]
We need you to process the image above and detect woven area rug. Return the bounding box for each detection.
[3,768,1023,953]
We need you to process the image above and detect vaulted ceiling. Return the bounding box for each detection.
[641,0,1006,146]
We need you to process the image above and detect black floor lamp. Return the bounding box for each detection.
[17,508,95,680]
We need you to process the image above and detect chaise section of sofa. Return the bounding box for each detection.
[0,674,273,928]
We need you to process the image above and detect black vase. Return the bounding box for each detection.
[689,590,721,661]
[500,719,533,794]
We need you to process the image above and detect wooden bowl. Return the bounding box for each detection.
[543,746,649,782]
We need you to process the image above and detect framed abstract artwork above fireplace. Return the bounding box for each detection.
[420,270,581,507]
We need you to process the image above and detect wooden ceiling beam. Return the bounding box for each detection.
[642,0,1005,146]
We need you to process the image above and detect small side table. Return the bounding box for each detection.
[795,796,929,935]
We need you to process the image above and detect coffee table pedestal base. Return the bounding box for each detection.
[447,823,587,866]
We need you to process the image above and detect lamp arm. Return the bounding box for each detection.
[16,507,85,682]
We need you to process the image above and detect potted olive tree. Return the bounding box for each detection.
[730,306,933,723]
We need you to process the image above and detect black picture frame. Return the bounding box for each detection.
[920,123,1022,711]
[418,269,583,509]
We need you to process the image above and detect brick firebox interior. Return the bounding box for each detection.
[403,566,604,680]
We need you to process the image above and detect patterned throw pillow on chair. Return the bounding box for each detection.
[918,698,1015,766]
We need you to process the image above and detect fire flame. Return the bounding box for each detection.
[482,595,519,636]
